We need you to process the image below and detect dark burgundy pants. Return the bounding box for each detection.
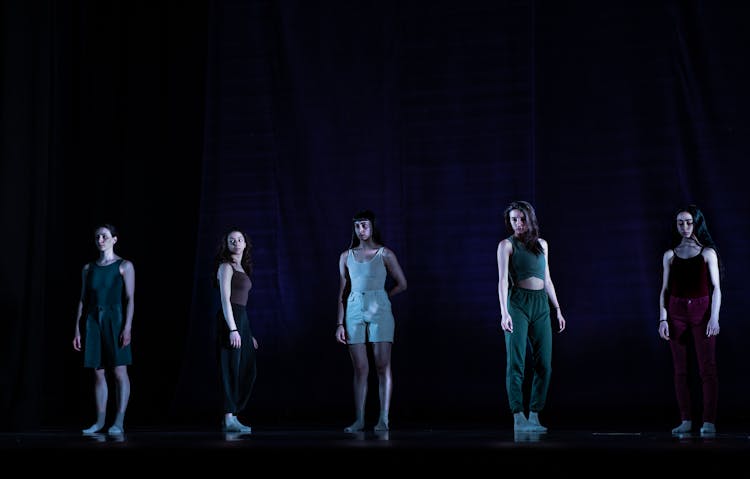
[667,296,717,423]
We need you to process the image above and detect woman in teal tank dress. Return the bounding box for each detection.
[73,224,135,435]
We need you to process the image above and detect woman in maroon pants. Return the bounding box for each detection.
[658,205,722,435]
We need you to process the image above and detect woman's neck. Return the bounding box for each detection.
[97,251,117,265]
[679,237,701,247]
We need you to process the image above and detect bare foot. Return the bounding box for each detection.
[82,423,105,434]
[374,419,389,431]
[344,420,364,433]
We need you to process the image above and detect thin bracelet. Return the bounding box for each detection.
[336,324,344,327]
[659,320,667,323]
[229,329,239,332]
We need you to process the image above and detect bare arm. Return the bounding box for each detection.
[72,264,89,351]
[336,251,349,344]
[119,260,135,347]
[658,250,673,340]
[382,247,407,297]
[497,239,513,333]
[704,248,721,337]
[218,263,241,348]
[541,239,565,332]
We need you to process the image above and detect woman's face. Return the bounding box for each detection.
[227,231,246,255]
[676,211,694,239]
[508,209,528,236]
[354,220,372,242]
[94,227,116,251]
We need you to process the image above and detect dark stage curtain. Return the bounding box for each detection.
[173,0,750,429]
[0,1,208,430]
[2,0,749,431]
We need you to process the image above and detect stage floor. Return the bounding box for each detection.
[3,426,748,474]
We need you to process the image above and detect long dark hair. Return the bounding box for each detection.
[503,200,544,255]
[212,227,253,288]
[348,209,384,248]
[670,205,723,278]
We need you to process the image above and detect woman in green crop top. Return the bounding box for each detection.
[497,201,566,433]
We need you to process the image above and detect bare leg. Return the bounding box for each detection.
[372,342,392,431]
[345,344,368,432]
[82,369,107,433]
[108,366,129,434]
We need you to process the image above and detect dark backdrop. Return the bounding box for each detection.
[2,0,748,432]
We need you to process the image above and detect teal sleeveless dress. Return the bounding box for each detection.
[83,259,133,368]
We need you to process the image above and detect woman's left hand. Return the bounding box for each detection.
[706,318,720,337]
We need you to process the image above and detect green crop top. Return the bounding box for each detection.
[509,235,546,283]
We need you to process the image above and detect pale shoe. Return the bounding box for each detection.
[700,422,716,435]
[224,416,251,433]
[672,420,692,434]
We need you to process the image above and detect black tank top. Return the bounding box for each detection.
[668,249,710,298]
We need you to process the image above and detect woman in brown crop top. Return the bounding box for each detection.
[658,205,722,435]
[214,227,258,433]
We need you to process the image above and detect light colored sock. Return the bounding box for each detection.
[82,412,106,434]
[672,420,692,434]
[700,422,716,434]
[513,412,530,431]
[224,415,240,432]
[233,415,252,433]
[527,411,548,433]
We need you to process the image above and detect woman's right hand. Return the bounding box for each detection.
[335,324,347,344]
[658,320,670,340]
[500,314,513,333]
[229,330,241,348]
[73,333,81,351]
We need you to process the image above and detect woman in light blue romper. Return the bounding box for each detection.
[336,210,407,433]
